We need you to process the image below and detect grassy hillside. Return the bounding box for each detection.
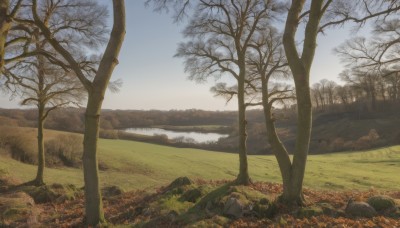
[0,131,399,191]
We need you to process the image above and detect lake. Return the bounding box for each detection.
[124,127,229,143]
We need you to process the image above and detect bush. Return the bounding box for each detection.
[329,137,345,152]
[354,129,380,150]
[45,134,83,168]
[99,130,119,139]
[0,127,37,164]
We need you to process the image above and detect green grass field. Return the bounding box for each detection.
[0,134,399,192]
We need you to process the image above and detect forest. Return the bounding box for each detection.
[0,0,400,227]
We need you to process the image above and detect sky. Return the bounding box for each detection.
[0,1,369,111]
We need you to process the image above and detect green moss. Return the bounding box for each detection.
[19,183,80,204]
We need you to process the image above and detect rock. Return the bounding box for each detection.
[223,197,244,219]
[297,206,324,218]
[101,185,124,198]
[253,198,276,218]
[25,185,59,204]
[165,177,193,192]
[181,188,203,203]
[318,202,345,217]
[22,184,80,204]
[0,192,38,227]
[367,195,396,212]
[345,200,377,218]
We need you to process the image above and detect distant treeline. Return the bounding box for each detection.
[1,102,400,155]
[0,108,270,132]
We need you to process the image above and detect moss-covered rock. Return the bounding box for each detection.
[21,183,80,204]
[253,198,277,218]
[345,201,377,218]
[297,206,324,218]
[367,195,396,212]
[181,188,204,203]
[0,192,37,226]
[165,177,193,192]
[22,185,59,203]
[223,197,244,218]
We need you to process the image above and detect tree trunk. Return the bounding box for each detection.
[83,93,105,226]
[31,0,125,226]
[33,104,45,186]
[260,79,292,200]
[281,0,320,205]
[0,0,10,72]
[284,78,312,205]
[235,75,250,185]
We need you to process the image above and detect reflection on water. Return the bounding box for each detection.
[124,127,229,143]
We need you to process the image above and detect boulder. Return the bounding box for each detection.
[367,195,396,212]
[22,184,79,204]
[181,188,203,203]
[165,177,193,192]
[223,197,244,219]
[23,185,59,204]
[345,201,377,218]
[253,198,276,218]
[0,192,38,227]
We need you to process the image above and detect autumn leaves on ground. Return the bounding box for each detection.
[0,128,400,227]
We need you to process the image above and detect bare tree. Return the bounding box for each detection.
[3,28,85,185]
[149,0,400,205]
[335,84,351,105]
[175,0,282,185]
[336,17,400,105]
[280,0,400,205]
[0,0,53,73]
[311,82,322,109]
[0,0,24,72]
[31,0,125,225]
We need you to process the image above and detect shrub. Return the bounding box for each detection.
[329,137,345,152]
[354,129,380,150]
[0,127,37,164]
[99,130,119,139]
[45,134,83,168]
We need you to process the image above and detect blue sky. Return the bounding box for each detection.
[0,1,365,111]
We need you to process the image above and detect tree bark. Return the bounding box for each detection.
[0,0,10,72]
[83,93,105,225]
[279,0,321,205]
[34,104,45,186]
[260,79,292,199]
[235,73,251,185]
[285,78,312,204]
[32,29,47,186]
[82,1,125,225]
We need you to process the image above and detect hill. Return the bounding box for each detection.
[0,129,399,191]
[0,129,399,227]
[1,107,400,155]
